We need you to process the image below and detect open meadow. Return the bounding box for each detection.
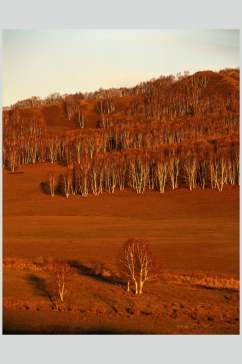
[3,164,239,334]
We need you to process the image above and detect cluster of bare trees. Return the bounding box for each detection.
[3,116,46,172]
[61,130,108,164]
[64,94,86,128]
[3,124,109,171]
[4,117,238,176]
[102,114,238,149]
[127,70,239,121]
[45,139,238,197]
[96,92,115,114]
[4,127,239,194]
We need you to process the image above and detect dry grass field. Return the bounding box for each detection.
[3,164,239,334]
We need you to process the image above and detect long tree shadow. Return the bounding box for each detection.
[40,181,50,195]
[69,260,125,287]
[27,274,54,304]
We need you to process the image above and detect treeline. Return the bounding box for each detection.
[3,119,239,172]
[3,113,239,173]
[46,139,239,197]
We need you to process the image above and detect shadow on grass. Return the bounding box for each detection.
[40,181,50,195]
[69,260,125,287]
[27,274,53,304]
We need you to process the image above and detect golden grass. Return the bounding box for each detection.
[161,272,239,290]
[3,256,60,273]
[3,257,240,291]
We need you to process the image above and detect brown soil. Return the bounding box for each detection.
[3,164,240,334]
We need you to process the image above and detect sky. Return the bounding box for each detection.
[2,29,240,106]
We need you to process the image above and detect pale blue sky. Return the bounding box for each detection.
[3,30,240,106]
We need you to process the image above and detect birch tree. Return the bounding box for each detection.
[119,238,157,294]
[51,261,73,303]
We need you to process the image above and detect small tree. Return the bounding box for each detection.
[119,238,157,294]
[52,260,73,303]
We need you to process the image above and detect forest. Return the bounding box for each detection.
[3,68,239,196]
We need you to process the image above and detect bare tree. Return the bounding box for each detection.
[167,155,180,190]
[8,144,19,172]
[183,153,197,191]
[76,158,91,197]
[48,171,57,197]
[128,151,149,194]
[155,151,168,193]
[62,167,73,198]
[209,152,228,192]
[77,108,85,128]
[52,260,73,303]
[119,238,157,294]
[90,155,104,195]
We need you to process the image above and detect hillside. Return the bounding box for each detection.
[3,68,239,133]
[3,69,239,197]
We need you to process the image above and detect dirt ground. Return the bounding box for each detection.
[3,164,240,334]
